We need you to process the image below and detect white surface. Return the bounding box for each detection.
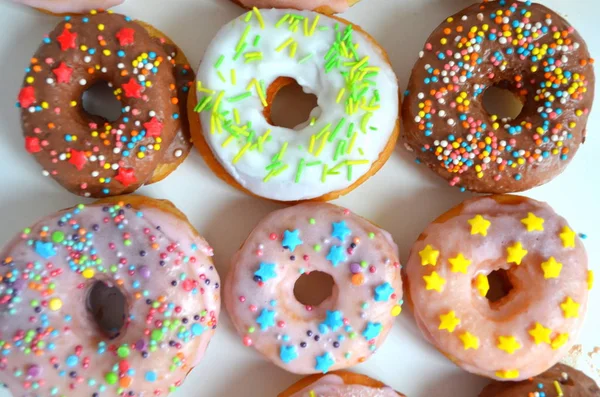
[0,0,598,396]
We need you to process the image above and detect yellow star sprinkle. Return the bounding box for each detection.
[506,242,528,265]
[521,212,545,232]
[468,214,491,236]
[419,245,439,267]
[559,226,576,248]
[439,311,461,333]
[528,322,552,345]
[423,271,446,293]
[541,257,563,279]
[551,333,569,350]
[497,336,522,354]
[495,369,520,379]
[560,297,580,318]
[475,274,489,297]
[459,332,480,350]
[588,270,594,290]
[449,253,472,274]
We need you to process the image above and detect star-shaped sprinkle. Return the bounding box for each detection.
[326,245,346,267]
[320,310,343,333]
[559,226,576,248]
[449,253,471,274]
[374,282,394,302]
[468,214,491,236]
[588,270,594,290]
[362,322,382,340]
[497,336,522,354]
[256,308,276,330]
[506,242,528,265]
[18,86,36,108]
[57,27,77,51]
[419,244,439,266]
[122,77,143,98]
[68,149,87,170]
[528,322,552,345]
[331,221,351,241]
[459,332,479,350]
[116,27,136,46]
[282,229,303,252]
[254,263,277,282]
[115,167,137,187]
[315,353,335,373]
[144,117,163,138]
[438,311,461,333]
[475,274,489,297]
[34,241,56,259]
[52,62,73,83]
[521,212,544,232]
[423,271,446,292]
[541,257,563,279]
[279,345,298,363]
[560,297,580,318]
[25,136,41,153]
[551,333,569,350]
[495,370,519,379]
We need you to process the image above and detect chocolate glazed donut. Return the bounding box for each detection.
[18,11,192,197]
[402,1,595,193]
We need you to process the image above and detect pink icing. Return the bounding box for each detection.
[12,0,124,13]
[0,201,220,396]
[235,0,350,13]
[290,374,398,396]
[225,203,402,374]
[405,196,589,380]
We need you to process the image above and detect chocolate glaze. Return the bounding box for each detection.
[480,363,600,397]
[402,1,595,193]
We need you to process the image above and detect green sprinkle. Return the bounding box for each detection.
[214,55,224,69]
[244,11,252,22]
[346,122,354,138]
[264,164,289,182]
[51,231,65,243]
[306,160,322,167]
[368,232,375,239]
[105,372,118,385]
[347,164,353,181]
[309,218,316,225]
[299,53,313,64]
[360,260,368,268]
[275,142,288,161]
[309,117,317,126]
[253,35,261,47]
[117,345,130,358]
[275,14,290,28]
[295,158,305,183]
[266,161,282,171]
[361,112,373,133]
[233,42,247,61]
[334,140,346,161]
[231,69,237,85]
[318,26,328,31]
[248,326,256,333]
[314,244,321,252]
[329,118,346,142]
[236,25,251,52]
[194,96,213,113]
[151,329,164,341]
[321,163,328,183]
[233,142,251,164]
[227,92,252,103]
[217,71,227,83]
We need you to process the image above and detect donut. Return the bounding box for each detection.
[404,195,590,381]
[225,202,402,374]
[278,371,405,396]
[0,195,220,396]
[12,0,124,14]
[401,1,595,193]
[230,0,361,16]
[479,363,600,396]
[17,10,195,197]
[189,8,399,202]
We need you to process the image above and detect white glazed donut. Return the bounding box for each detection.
[193,8,399,201]
[225,203,402,374]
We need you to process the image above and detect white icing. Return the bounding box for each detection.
[195,9,398,201]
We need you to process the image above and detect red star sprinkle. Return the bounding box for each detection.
[143,117,163,137]
[25,137,42,153]
[68,149,87,170]
[18,86,36,108]
[115,168,137,187]
[122,78,143,98]
[56,28,77,51]
[116,28,136,46]
[52,62,73,83]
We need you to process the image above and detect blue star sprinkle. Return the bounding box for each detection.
[374,282,394,302]
[331,221,351,241]
[319,310,344,334]
[326,245,346,267]
[282,229,303,252]
[34,241,56,259]
[315,352,335,373]
[256,309,276,331]
[362,322,382,340]
[279,345,298,363]
[254,263,277,282]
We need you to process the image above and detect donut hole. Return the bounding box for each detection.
[485,268,514,304]
[82,80,122,122]
[87,280,127,339]
[266,77,318,129]
[482,85,524,121]
[293,271,334,307]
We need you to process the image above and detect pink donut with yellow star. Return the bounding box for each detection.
[404,195,591,381]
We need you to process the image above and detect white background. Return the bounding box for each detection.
[0,0,598,396]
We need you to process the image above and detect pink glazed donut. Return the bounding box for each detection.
[225,203,402,374]
[405,195,590,381]
[0,196,220,396]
